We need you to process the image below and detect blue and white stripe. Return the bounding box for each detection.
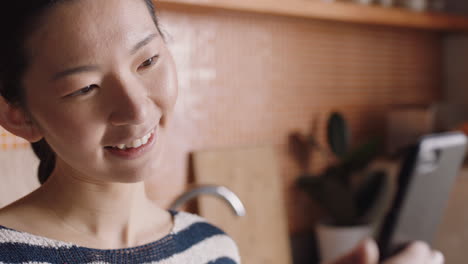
[0,211,240,264]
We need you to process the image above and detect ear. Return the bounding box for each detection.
[0,96,42,143]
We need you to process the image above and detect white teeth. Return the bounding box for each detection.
[113,130,153,150]
[132,139,142,148]
[141,134,150,145]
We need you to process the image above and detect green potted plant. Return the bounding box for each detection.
[289,112,392,262]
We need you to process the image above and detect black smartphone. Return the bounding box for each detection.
[377,132,467,261]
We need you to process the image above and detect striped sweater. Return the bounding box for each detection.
[0,211,240,264]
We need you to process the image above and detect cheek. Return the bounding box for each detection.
[168,56,179,107]
[154,53,178,112]
[28,98,103,152]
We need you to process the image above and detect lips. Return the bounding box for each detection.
[114,130,153,150]
[105,126,157,150]
[104,128,157,160]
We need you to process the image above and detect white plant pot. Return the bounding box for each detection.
[316,223,373,262]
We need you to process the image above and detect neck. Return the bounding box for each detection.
[34,161,171,248]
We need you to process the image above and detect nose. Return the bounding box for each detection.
[108,77,149,126]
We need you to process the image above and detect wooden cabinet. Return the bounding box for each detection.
[156,0,468,31]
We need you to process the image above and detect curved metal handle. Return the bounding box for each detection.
[170,185,246,217]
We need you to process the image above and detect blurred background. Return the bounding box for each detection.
[2,0,468,263]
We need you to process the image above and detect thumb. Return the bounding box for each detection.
[325,239,379,264]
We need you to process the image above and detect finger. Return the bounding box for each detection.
[428,250,444,264]
[326,238,379,264]
[383,241,430,264]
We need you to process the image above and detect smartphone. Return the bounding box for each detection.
[377,132,467,260]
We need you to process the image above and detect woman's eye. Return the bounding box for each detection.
[67,84,98,97]
[138,55,159,70]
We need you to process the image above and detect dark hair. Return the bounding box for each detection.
[0,0,162,184]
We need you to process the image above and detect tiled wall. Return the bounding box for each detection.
[0,129,30,151]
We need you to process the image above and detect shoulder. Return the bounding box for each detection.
[0,190,48,229]
[0,199,51,234]
[170,211,241,264]
[0,224,74,262]
[0,205,30,232]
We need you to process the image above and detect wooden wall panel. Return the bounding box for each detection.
[0,8,442,234]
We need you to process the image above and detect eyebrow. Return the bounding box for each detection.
[130,33,158,55]
[51,33,159,81]
[52,65,100,81]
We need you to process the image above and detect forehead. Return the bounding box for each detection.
[26,0,157,65]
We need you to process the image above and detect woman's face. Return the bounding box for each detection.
[21,0,178,183]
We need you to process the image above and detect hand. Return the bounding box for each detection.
[326,239,444,264]
[382,241,444,264]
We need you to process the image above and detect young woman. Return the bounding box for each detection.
[0,0,443,263]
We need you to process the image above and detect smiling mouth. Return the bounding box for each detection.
[105,128,155,150]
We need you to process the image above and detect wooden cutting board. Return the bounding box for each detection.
[192,145,292,264]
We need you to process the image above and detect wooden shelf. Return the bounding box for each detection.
[155,0,468,32]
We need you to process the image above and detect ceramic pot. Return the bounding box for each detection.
[316,222,373,262]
